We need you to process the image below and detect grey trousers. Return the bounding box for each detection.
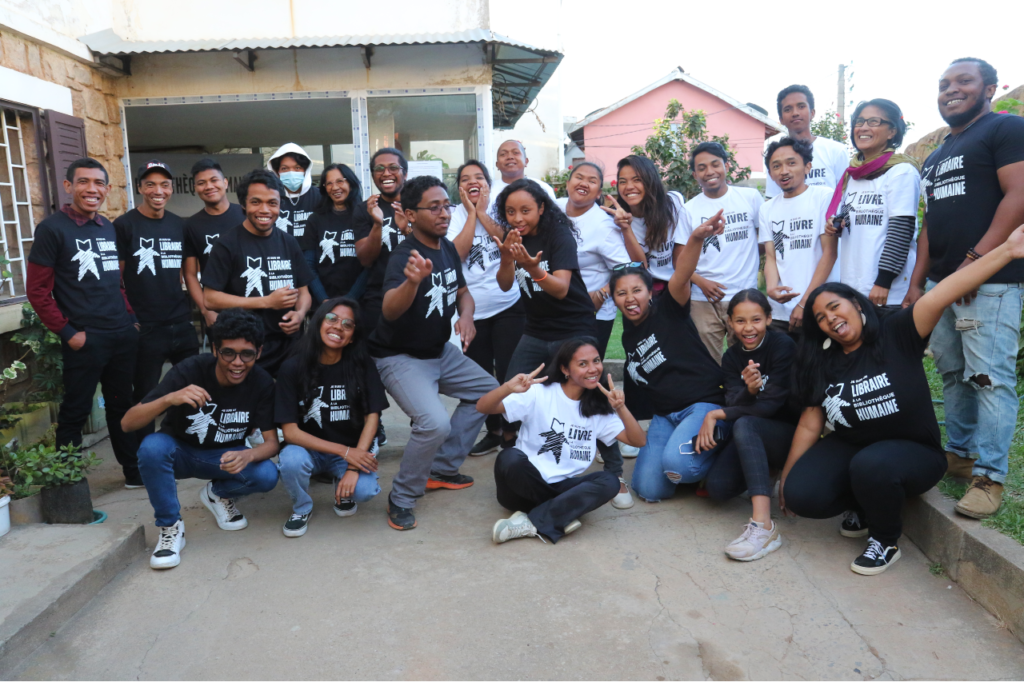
[374,343,499,508]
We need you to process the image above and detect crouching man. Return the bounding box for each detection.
[121,308,279,569]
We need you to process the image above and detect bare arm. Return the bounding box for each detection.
[972,162,1024,258]
[798,234,838,308]
[281,418,379,473]
[381,250,432,321]
[205,287,273,311]
[183,256,214,322]
[667,211,725,306]
[904,218,930,307]
[449,204,478,260]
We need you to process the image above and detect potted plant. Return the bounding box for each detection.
[1,442,100,524]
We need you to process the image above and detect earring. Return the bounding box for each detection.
[861,312,866,324]
[823,337,832,350]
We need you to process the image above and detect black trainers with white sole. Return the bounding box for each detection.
[200,482,248,531]
[840,510,869,538]
[150,519,185,569]
[283,512,311,537]
[470,432,502,456]
[334,499,358,517]
[851,537,901,575]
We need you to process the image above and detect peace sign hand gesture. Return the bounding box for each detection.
[506,364,547,393]
[597,374,626,411]
[600,195,633,232]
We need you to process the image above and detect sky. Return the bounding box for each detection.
[556,0,1022,145]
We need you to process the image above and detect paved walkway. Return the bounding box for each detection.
[12,406,1024,680]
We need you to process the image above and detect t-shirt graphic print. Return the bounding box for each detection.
[183,402,252,445]
[625,333,667,386]
[73,237,117,280]
[681,186,763,302]
[319,230,356,264]
[425,269,457,318]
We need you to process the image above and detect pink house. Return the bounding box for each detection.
[567,68,783,182]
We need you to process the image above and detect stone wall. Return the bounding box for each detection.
[0,30,127,220]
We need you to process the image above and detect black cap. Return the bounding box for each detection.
[138,160,172,180]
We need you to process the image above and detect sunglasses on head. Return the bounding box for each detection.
[612,262,646,271]
[324,312,356,330]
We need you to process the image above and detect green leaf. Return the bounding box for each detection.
[3,367,17,380]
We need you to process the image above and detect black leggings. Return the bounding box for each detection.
[783,435,945,547]
[465,304,525,434]
[494,447,619,543]
[706,416,795,500]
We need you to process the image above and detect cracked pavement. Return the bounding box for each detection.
[13,402,1024,680]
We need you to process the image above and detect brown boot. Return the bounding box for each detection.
[955,476,1003,519]
[945,452,975,479]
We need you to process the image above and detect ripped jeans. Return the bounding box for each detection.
[631,402,730,502]
[926,280,1023,484]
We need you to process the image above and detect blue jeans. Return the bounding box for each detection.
[926,280,1023,483]
[137,432,280,527]
[631,402,730,501]
[278,444,381,514]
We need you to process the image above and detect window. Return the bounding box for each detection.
[0,102,49,302]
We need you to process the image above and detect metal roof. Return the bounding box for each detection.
[568,67,783,138]
[79,28,561,129]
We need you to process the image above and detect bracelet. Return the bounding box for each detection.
[343,446,350,461]
[533,270,549,283]
[966,248,982,261]
[796,304,805,309]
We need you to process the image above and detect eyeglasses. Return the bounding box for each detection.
[217,348,258,363]
[324,312,356,330]
[372,164,404,174]
[414,203,453,216]
[852,117,892,128]
[612,261,646,271]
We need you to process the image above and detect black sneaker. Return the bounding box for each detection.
[840,510,869,538]
[387,495,416,530]
[499,438,516,450]
[311,472,334,484]
[283,512,311,538]
[377,422,388,447]
[426,472,474,490]
[851,537,901,575]
[470,432,502,456]
[334,499,358,517]
[125,472,145,489]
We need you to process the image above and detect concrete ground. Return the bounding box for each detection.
[12,403,1024,680]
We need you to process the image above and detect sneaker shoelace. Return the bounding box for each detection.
[972,477,994,493]
[506,520,537,540]
[735,521,758,543]
[156,527,178,551]
[843,510,861,527]
[221,498,242,519]
[862,538,886,561]
[288,513,306,522]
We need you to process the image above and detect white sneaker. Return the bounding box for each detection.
[492,510,539,544]
[612,477,635,509]
[725,519,782,561]
[564,519,582,535]
[620,443,640,459]
[150,520,185,570]
[200,482,248,531]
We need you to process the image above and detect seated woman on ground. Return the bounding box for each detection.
[476,338,646,544]
[700,289,799,561]
[779,223,1024,575]
[274,297,388,538]
[609,211,728,503]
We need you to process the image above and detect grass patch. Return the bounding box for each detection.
[606,311,625,360]
[928,561,945,577]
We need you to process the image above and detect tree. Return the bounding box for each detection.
[630,99,750,200]
[811,110,848,144]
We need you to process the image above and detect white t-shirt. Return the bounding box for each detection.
[680,186,764,303]
[502,383,624,483]
[629,191,688,282]
[764,135,850,198]
[838,162,919,305]
[757,185,836,320]
[490,176,558,204]
[446,203,520,320]
[557,198,630,321]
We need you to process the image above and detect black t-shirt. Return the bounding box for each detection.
[278,189,321,251]
[368,233,465,359]
[28,210,132,331]
[114,209,190,325]
[720,330,798,424]
[183,203,246,273]
[307,209,365,297]
[202,224,313,338]
[924,112,1024,283]
[621,294,725,415]
[818,306,941,450]
[274,354,389,447]
[142,354,275,450]
[352,198,405,306]
[514,224,595,340]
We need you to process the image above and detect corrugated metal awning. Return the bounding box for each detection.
[79,28,561,129]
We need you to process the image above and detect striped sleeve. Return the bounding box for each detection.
[875,214,916,288]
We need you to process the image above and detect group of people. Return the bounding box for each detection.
[26,57,1024,577]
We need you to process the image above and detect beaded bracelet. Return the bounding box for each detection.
[966,248,982,261]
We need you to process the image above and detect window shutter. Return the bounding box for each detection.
[42,110,87,212]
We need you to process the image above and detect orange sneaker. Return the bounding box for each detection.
[426,472,475,490]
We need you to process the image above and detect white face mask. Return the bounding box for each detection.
[280,171,304,192]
